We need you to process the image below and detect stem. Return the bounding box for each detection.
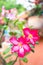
[12,56,18,65]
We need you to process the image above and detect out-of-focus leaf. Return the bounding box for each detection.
[16,22,24,30]
[6,56,18,65]
[0,0,16,9]
[3,47,11,55]
[20,57,28,63]
[9,32,17,36]
[36,41,39,44]
[14,19,19,26]
[31,49,34,53]
[17,23,23,30]
[6,61,14,65]
[30,44,35,48]
[0,25,3,30]
[4,54,12,59]
[16,4,26,14]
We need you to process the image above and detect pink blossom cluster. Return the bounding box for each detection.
[10,28,40,57]
[0,6,18,24]
[1,6,17,20]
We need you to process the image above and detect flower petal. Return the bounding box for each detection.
[23,28,30,36]
[10,37,18,45]
[11,46,19,53]
[30,38,35,45]
[31,29,38,36]
[23,44,30,52]
[18,36,27,44]
[33,36,39,42]
[18,48,25,57]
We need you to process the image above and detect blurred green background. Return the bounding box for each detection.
[0,0,26,13]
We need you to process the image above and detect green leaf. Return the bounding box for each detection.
[6,56,18,65]
[3,47,11,55]
[36,41,39,44]
[0,25,3,30]
[9,32,17,36]
[30,44,35,48]
[20,57,28,63]
[6,61,14,65]
[31,49,34,53]
[16,22,24,30]
[16,4,26,14]
[14,19,19,26]
[18,24,23,30]
[4,54,12,59]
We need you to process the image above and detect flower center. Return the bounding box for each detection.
[28,34,33,39]
[18,43,22,47]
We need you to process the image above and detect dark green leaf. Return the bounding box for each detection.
[31,49,34,53]
[9,32,17,36]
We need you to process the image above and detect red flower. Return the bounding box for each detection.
[23,28,40,45]
[10,36,30,57]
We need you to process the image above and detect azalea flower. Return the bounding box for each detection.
[10,36,30,57]
[23,28,40,45]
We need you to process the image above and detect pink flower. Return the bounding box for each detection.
[23,28,40,45]
[6,8,17,20]
[10,36,30,57]
[1,6,6,17]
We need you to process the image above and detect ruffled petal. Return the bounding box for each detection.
[18,48,25,57]
[18,36,27,44]
[25,37,30,42]
[31,29,38,36]
[33,36,40,42]
[30,38,35,45]
[23,28,30,36]
[10,37,18,45]
[23,44,30,52]
[11,46,19,53]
